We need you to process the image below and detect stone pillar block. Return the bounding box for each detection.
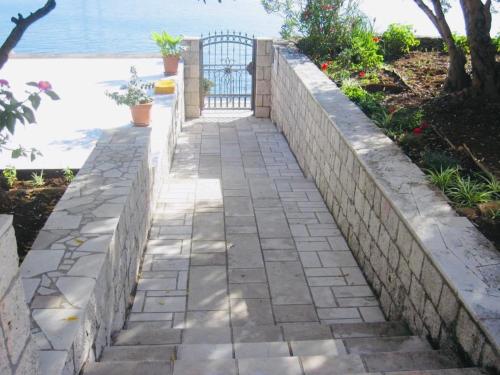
[182,37,201,118]
[254,38,273,118]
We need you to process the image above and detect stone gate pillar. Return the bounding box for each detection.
[182,37,201,119]
[254,38,273,118]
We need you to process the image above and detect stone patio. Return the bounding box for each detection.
[129,113,384,331]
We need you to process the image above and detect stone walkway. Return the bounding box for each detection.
[129,113,385,330]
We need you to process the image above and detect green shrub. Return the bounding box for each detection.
[382,24,420,59]
[427,167,459,192]
[447,175,491,207]
[2,166,17,188]
[443,33,470,55]
[389,108,425,134]
[479,174,500,200]
[493,33,500,53]
[63,167,75,183]
[340,80,385,118]
[422,151,460,171]
[349,28,384,71]
[30,170,45,187]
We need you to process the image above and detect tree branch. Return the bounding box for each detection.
[0,0,56,70]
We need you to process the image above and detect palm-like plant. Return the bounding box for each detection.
[151,32,184,57]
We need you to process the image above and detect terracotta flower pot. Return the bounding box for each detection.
[163,55,180,75]
[130,103,153,127]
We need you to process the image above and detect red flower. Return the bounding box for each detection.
[413,127,423,135]
[358,71,366,78]
[372,37,381,43]
[388,107,397,114]
[0,79,9,87]
[37,81,52,91]
[321,63,328,72]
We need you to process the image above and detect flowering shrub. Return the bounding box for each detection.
[295,0,368,60]
[0,79,60,160]
[494,33,500,53]
[382,24,420,59]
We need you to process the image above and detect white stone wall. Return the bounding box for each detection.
[182,38,201,118]
[254,38,273,118]
[271,45,500,372]
[16,72,184,375]
[0,215,40,375]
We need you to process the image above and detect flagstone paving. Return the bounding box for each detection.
[84,114,477,374]
[131,114,385,329]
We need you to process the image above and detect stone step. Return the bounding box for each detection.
[384,369,486,375]
[90,351,462,374]
[115,321,411,346]
[104,336,430,362]
[171,351,461,374]
[84,361,172,375]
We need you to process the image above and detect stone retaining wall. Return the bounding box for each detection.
[0,215,40,375]
[271,46,500,372]
[9,66,185,375]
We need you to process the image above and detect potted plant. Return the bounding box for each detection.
[106,66,154,127]
[151,31,184,75]
[201,78,214,108]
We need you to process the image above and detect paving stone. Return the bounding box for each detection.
[188,266,228,311]
[228,269,267,284]
[229,283,270,299]
[224,197,254,216]
[263,250,299,261]
[363,351,460,372]
[185,310,230,328]
[291,339,347,356]
[85,361,172,375]
[227,234,263,268]
[182,327,232,344]
[301,354,366,374]
[173,359,237,375]
[234,342,290,358]
[255,210,291,238]
[238,357,302,375]
[114,327,181,346]
[230,298,274,326]
[232,325,284,343]
[317,308,361,320]
[190,253,226,266]
[274,304,318,323]
[319,252,358,267]
[193,212,224,241]
[100,345,175,362]
[137,278,177,291]
[191,240,226,253]
[266,261,312,305]
[177,343,233,359]
[344,336,431,354]
[144,296,186,313]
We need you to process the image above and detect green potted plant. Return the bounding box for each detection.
[201,78,214,108]
[151,31,184,75]
[106,66,154,127]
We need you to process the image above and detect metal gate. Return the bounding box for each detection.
[200,31,255,110]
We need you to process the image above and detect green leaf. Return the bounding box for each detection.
[5,112,16,135]
[21,106,36,124]
[29,93,41,109]
[26,81,39,88]
[11,147,24,159]
[44,90,60,100]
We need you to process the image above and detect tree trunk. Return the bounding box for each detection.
[459,0,498,98]
[445,45,471,91]
[413,0,470,92]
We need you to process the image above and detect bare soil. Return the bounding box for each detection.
[0,169,75,261]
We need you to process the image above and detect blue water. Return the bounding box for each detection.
[0,0,282,54]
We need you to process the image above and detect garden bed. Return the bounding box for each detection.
[0,169,76,261]
[344,51,500,249]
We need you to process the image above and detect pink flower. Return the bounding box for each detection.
[413,127,423,135]
[358,71,366,78]
[0,79,9,87]
[37,81,52,91]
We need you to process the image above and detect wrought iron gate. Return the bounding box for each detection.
[200,31,255,110]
